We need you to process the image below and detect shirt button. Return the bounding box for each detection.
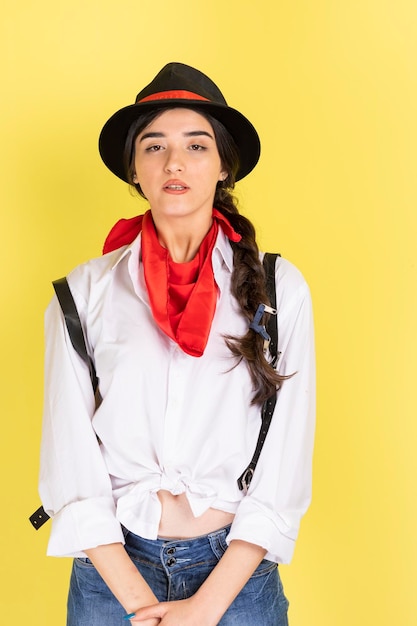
[166,557,176,567]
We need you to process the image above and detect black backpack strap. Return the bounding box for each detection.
[30,277,97,530]
[52,277,98,393]
[237,252,280,492]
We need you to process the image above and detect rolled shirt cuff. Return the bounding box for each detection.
[46,496,125,557]
[226,497,301,564]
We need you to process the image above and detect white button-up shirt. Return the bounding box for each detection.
[39,228,315,564]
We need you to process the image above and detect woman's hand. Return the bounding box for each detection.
[128,597,217,626]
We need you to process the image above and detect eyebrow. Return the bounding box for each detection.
[139,130,214,142]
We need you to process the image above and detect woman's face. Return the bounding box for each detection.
[133,108,226,223]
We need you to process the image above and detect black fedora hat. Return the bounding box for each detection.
[98,62,261,183]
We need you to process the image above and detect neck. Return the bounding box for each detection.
[151,213,213,263]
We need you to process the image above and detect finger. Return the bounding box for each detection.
[129,602,165,622]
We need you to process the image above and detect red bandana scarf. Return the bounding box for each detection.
[103,209,241,357]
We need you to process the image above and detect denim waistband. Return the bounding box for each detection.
[122,524,232,574]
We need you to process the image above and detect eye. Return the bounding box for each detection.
[189,144,206,151]
[145,144,164,152]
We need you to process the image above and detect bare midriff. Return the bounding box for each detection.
[157,490,235,539]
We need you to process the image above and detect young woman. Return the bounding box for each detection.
[39,63,315,625]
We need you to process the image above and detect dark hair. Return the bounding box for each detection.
[124,107,287,404]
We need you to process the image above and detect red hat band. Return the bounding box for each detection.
[138,90,210,104]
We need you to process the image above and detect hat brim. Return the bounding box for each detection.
[98,99,260,183]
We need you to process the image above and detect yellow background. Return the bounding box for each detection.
[1,1,416,624]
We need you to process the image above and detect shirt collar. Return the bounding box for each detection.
[212,227,234,275]
[109,233,142,270]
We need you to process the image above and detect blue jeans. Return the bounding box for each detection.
[67,525,289,625]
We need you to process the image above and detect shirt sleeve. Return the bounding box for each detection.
[226,259,316,564]
[38,276,124,557]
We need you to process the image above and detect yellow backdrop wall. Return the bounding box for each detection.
[1,1,416,624]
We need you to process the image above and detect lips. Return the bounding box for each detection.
[163,179,189,193]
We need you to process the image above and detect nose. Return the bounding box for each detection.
[164,147,184,173]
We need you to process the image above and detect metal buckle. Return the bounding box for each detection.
[240,467,254,492]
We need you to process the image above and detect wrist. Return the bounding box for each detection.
[125,591,158,614]
[192,588,228,624]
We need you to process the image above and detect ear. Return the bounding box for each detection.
[218,170,227,182]
[133,173,138,183]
